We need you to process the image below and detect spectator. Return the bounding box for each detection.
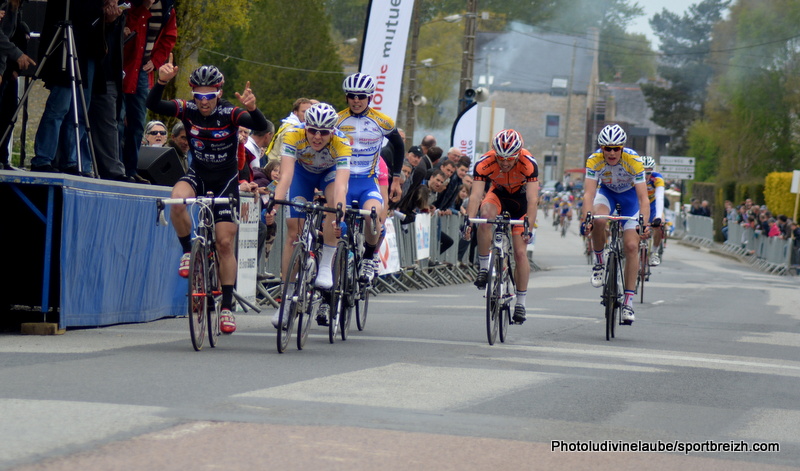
[31,0,107,174]
[167,121,189,172]
[432,160,459,214]
[240,123,274,182]
[721,199,736,241]
[420,134,436,165]
[87,1,132,182]
[443,147,462,165]
[264,97,316,165]
[426,145,443,173]
[767,218,781,238]
[142,120,168,146]
[121,0,177,183]
[0,0,36,170]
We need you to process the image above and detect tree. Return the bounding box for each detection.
[641,0,731,154]
[688,0,800,182]
[235,0,344,118]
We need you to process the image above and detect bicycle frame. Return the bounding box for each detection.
[587,209,641,341]
[157,194,235,351]
[465,214,527,345]
[269,197,340,353]
[333,203,377,337]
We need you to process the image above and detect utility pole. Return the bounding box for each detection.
[559,39,577,184]
[403,0,422,149]
[458,0,478,112]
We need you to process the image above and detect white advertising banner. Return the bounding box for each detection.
[414,212,431,260]
[236,193,260,309]
[451,101,478,167]
[377,217,401,275]
[359,0,415,120]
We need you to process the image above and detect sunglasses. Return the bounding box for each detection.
[496,154,518,161]
[306,127,332,137]
[192,91,220,101]
[603,146,623,152]
[346,93,369,100]
[148,130,167,136]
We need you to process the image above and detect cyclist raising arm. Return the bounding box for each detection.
[581,124,650,325]
[336,73,405,282]
[148,57,270,335]
[642,156,665,265]
[464,129,539,324]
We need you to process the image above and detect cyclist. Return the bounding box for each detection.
[336,73,405,282]
[464,129,538,324]
[148,59,270,334]
[643,156,665,265]
[580,124,650,325]
[559,194,573,235]
[270,103,351,328]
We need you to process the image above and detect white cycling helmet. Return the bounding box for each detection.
[642,156,656,170]
[342,73,376,95]
[304,103,338,129]
[598,124,627,146]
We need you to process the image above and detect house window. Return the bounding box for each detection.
[546,115,560,137]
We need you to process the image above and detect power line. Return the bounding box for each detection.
[198,47,345,75]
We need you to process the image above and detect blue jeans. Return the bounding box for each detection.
[32,61,95,172]
[121,68,150,177]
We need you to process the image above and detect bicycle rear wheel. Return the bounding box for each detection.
[207,249,221,348]
[330,241,348,343]
[277,245,304,353]
[603,253,618,341]
[485,248,501,345]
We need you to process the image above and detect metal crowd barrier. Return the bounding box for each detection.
[254,210,486,308]
[721,223,796,275]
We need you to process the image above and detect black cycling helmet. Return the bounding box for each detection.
[189,65,224,89]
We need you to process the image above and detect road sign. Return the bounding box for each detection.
[660,165,696,173]
[660,172,694,180]
[657,156,695,180]
[660,156,695,166]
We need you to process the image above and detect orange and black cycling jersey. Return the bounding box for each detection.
[473,149,539,194]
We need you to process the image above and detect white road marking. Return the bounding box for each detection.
[236,363,555,411]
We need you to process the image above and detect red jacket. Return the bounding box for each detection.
[122,5,177,94]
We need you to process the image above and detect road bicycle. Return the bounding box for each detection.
[157,193,236,351]
[560,213,571,238]
[269,196,340,353]
[330,203,378,342]
[585,206,642,341]
[462,213,529,345]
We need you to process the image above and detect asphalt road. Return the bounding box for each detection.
[2,213,799,470]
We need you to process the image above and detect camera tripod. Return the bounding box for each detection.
[0,14,98,176]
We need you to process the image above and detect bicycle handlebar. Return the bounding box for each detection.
[156,194,237,226]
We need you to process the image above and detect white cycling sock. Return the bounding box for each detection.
[320,244,336,269]
[478,255,489,271]
[515,290,527,307]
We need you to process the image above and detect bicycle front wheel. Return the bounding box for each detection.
[188,241,208,351]
[638,243,648,304]
[603,253,618,341]
[277,244,304,353]
[485,248,502,345]
[330,241,348,343]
